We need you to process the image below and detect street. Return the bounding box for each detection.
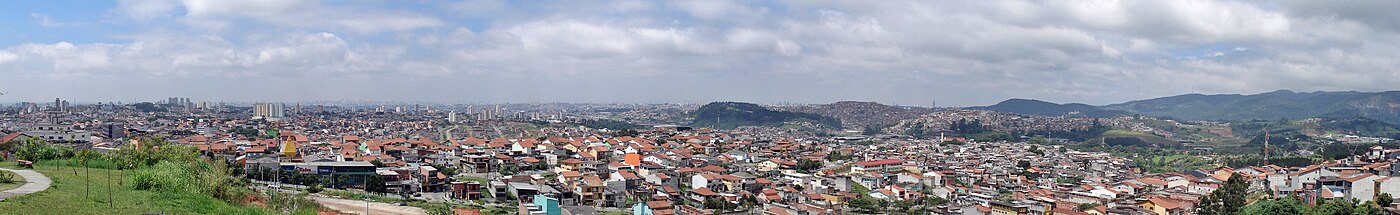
[312,195,426,215]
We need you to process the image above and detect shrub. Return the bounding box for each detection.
[264,191,321,214]
[130,161,198,193]
[0,171,15,183]
[307,184,323,193]
[13,138,74,161]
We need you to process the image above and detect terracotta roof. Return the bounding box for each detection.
[560,171,582,178]
[0,133,23,144]
[856,159,904,167]
[765,208,793,215]
[582,175,604,187]
[1145,197,1185,209]
[691,187,719,196]
[561,159,584,165]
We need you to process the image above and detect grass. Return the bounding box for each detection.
[1104,129,1174,142]
[851,180,870,195]
[0,162,305,215]
[1135,154,1215,174]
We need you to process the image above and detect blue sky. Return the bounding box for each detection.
[1,0,1399,106]
[1,1,120,46]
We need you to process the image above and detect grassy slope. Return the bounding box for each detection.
[0,162,284,215]
[1092,129,1177,145]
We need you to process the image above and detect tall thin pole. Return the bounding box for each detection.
[364,176,371,215]
[107,166,113,208]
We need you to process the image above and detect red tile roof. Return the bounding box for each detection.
[856,159,904,167]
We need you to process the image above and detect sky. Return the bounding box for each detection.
[1,0,1399,106]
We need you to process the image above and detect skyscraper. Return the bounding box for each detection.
[253,103,285,119]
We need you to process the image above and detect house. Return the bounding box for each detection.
[688,187,720,203]
[1287,165,1338,193]
[1136,197,1188,215]
[853,159,905,173]
[1317,173,1382,203]
[576,175,606,206]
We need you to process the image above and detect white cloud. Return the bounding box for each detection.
[4,0,1400,105]
[119,0,441,33]
[0,51,18,63]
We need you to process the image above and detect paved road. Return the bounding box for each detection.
[312,196,426,215]
[0,168,51,200]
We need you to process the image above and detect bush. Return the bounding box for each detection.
[111,137,199,169]
[13,138,74,161]
[0,171,15,183]
[128,158,249,202]
[130,161,198,193]
[264,191,321,214]
[306,184,323,193]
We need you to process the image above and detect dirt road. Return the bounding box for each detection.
[311,196,426,215]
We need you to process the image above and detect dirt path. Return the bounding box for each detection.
[311,196,426,215]
[0,168,51,201]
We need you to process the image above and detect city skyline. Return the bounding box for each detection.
[3,0,1400,106]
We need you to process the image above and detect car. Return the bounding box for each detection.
[398,202,408,206]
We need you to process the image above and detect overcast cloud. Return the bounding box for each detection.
[1,0,1398,106]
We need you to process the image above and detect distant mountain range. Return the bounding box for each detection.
[974,90,1400,124]
[691,102,841,129]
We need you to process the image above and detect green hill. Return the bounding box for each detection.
[970,98,1128,117]
[1084,129,1182,148]
[691,102,840,129]
[1102,90,1400,124]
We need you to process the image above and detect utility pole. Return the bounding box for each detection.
[364,176,371,215]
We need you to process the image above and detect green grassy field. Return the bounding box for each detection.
[1135,154,1215,173]
[0,162,298,215]
[1080,129,1180,147]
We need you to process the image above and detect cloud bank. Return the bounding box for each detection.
[1,0,1398,106]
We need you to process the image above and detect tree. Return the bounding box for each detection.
[1306,199,1355,215]
[1195,173,1248,215]
[1355,203,1385,215]
[1075,203,1101,212]
[795,159,822,173]
[611,129,640,137]
[862,126,882,136]
[1378,193,1394,207]
[848,196,881,213]
[365,175,388,193]
[1028,136,1051,145]
[1238,197,1304,215]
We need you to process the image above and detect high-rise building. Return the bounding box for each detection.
[253,103,286,119]
[54,98,64,112]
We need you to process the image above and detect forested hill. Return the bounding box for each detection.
[691,102,841,129]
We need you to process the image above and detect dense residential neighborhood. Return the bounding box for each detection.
[3,100,1400,215]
